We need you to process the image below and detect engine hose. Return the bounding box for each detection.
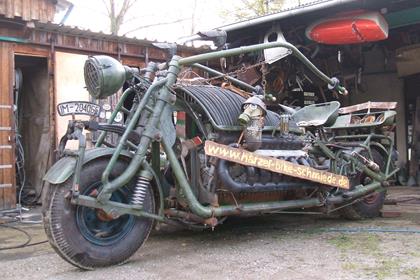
[0,224,48,251]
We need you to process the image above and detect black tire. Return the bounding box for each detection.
[42,182,57,249]
[340,149,386,220]
[43,158,155,270]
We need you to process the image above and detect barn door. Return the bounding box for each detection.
[0,42,16,210]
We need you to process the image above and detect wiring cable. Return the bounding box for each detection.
[326,227,420,234]
[0,224,47,251]
[13,68,44,207]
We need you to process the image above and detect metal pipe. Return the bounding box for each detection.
[73,195,166,222]
[164,209,206,224]
[161,134,322,218]
[72,130,86,194]
[178,42,346,94]
[59,3,74,25]
[0,36,27,43]
[95,87,134,147]
[98,57,181,202]
[97,78,168,201]
[217,199,322,216]
[192,63,256,93]
[326,181,382,204]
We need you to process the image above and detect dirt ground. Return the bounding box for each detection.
[1,188,420,280]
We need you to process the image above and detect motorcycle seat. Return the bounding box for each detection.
[292,101,340,128]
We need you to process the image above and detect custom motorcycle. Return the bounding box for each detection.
[42,40,398,269]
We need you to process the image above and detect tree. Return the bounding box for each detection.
[101,0,137,35]
[101,0,190,37]
[224,0,287,21]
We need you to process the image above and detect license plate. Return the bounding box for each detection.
[57,101,101,117]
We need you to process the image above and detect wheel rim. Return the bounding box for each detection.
[76,182,136,246]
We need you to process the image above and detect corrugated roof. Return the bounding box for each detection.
[35,22,157,45]
[268,0,335,16]
[34,21,204,52]
[179,0,358,44]
[218,0,357,32]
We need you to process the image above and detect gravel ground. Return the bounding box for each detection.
[1,211,420,280]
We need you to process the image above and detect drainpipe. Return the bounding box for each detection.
[59,3,74,25]
[0,36,27,43]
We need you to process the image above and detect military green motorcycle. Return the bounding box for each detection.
[43,41,398,269]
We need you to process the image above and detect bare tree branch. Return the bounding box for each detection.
[224,0,287,21]
[101,0,110,15]
[121,18,190,37]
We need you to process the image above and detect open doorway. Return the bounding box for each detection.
[14,55,52,204]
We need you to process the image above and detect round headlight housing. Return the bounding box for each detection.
[84,55,130,99]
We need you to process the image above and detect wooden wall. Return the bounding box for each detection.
[0,20,198,210]
[0,42,16,210]
[0,0,57,23]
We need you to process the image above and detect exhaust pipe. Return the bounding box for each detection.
[326,181,382,204]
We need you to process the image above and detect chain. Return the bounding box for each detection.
[260,63,269,94]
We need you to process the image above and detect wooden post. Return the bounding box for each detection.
[0,42,16,210]
[408,96,420,186]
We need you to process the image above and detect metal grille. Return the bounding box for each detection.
[84,58,101,97]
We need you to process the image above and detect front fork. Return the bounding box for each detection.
[58,120,86,198]
[67,58,181,221]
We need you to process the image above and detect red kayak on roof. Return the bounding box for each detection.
[306,11,389,45]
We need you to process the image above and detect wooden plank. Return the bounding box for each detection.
[5,0,14,18]
[205,141,350,189]
[40,0,46,23]
[5,41,15,209]
[47,0,55,22]
[338,101,398,114]
[22,0,30,21]
[0,42,15,209]
[0,0,56,22]
[409,96,420,183]
[14,43,50,56]
[0,150,13,165]
[0,43,6,208]
[31,0,40,21]
[14,0,22,18]
[0,131,11,146]
[0,0,5,16]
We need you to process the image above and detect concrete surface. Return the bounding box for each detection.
[1,188,420,280]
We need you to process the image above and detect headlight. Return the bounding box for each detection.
[84,55,133,99]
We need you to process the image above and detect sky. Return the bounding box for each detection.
[55,0,310,42]
[55,0,240,41]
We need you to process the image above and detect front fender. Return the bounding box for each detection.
[43,148,133,185]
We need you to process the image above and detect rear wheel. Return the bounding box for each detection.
[43,159,155,269]
[340,149,386,220]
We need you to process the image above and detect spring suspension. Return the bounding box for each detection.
[131,175,150,206]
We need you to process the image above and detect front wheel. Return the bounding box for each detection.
[43,158,155,269]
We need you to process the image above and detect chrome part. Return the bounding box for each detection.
[131,176,150,206]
